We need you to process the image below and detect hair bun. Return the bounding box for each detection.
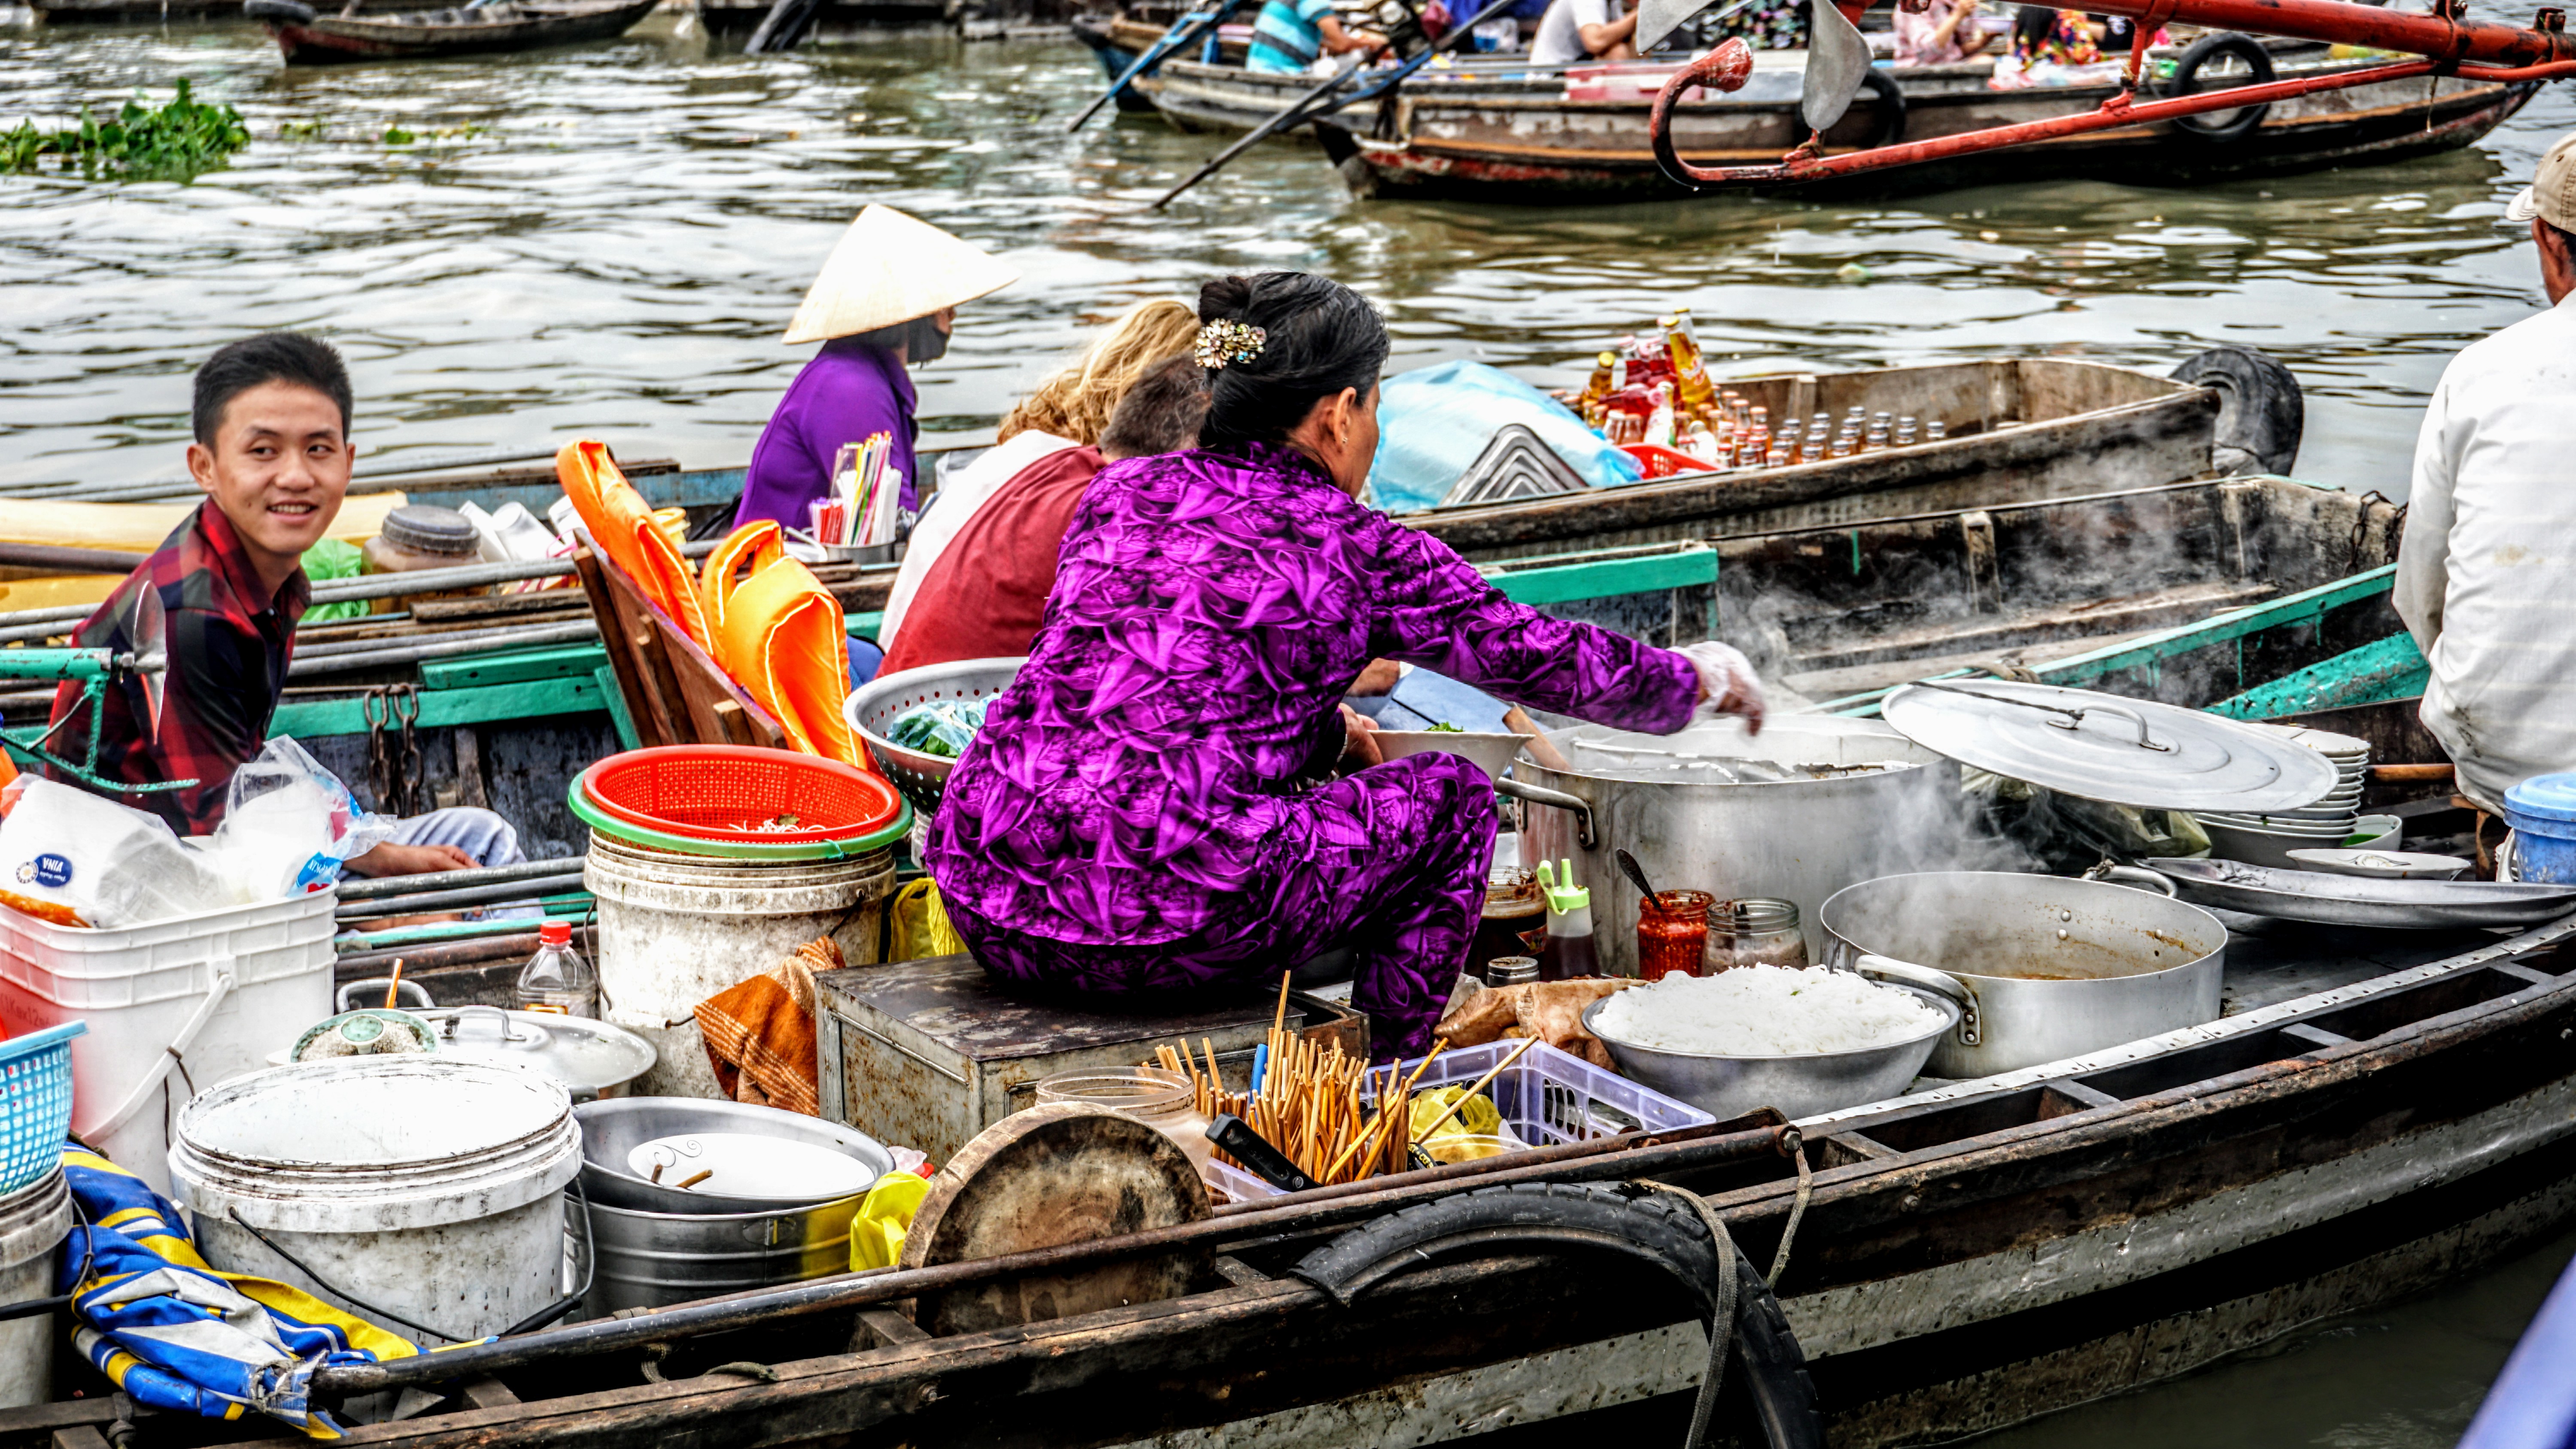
[1197,275,1255,325]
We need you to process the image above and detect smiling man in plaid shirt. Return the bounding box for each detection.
[42,334,535,885]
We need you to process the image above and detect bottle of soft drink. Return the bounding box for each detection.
[515,920,598,1018]
[1577,351,1619,423]
[1664,309,1717,412]
[1646,382,1678,449]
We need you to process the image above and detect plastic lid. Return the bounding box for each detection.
[2505,773,2576,824]
[1536,858,1590,914]
[539,920,571,945]
[378,504,481,556]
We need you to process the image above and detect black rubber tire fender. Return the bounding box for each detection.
[1291,1182,1824,1449]
[2162,32,2276,143]
[1857,68,1907,150]
[2167,344,2304,476]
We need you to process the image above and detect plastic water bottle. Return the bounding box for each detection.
[514,920,597,1018]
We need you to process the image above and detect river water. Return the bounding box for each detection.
[6,11,2576,1438]
[2,8,2571,494]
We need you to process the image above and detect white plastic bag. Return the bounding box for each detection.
[0,778,233,928]
[207,737,399,900]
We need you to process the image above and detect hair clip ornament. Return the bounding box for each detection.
[1195,319,1267,370]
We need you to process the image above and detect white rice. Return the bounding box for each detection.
[1592,965,1944,1057]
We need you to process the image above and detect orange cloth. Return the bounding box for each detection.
[556,440,712,652]
[693,939,835,1116]
[701,521,864,766]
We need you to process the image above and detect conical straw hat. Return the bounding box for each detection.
[782,206,1018,346]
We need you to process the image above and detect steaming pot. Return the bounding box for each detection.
[1503,716,1961,976]
[1819,870,2229,1079]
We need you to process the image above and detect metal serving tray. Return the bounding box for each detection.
[2143,858,2576,931]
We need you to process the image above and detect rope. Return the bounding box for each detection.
[1768,1129,1814,1289]
[1635,1180,1740,1449]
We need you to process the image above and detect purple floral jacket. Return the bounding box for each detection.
[926,441,1699,947]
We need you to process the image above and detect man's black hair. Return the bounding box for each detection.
[1100,354,1211,461]
[191,332,353,446]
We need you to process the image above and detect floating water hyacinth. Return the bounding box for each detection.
[2,80,250,182]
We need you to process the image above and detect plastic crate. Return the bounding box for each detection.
[0,1023,84,1195]
[0,890,336,1194]
[1206,1037,1716,1203]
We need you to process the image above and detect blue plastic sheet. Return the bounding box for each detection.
[1367,361,1641,515]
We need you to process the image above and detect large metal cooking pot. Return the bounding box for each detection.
[1504,715,1962,976]
[1818,870,2230,1079]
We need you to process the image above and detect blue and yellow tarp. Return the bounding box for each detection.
[61,1148,455,1439]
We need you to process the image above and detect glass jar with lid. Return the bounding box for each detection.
[1034,1066,1213,1179]
[1703,898,1809,973]
[361,504,486,613]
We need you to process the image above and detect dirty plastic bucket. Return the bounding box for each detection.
[0,1171,71,1408]
[2504,774,2576,885]
[583,835,895,1098]
[168,1058,580,1342]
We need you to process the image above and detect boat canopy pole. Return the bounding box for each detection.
[1646,0,2576,190]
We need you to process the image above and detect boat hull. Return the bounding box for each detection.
[1323,61,2535,201]
[259,0,659,64]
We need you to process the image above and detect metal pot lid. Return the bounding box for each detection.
[416,1005,656,1091]
[1881,680,2340,812]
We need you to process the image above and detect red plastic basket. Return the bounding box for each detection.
[580,746,905,844]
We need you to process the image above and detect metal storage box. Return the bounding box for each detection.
[813,953,1366,1163]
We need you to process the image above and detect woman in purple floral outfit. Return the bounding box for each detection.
[926,273,1765,1057]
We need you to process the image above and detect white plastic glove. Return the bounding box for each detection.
[1678,640,1766,736]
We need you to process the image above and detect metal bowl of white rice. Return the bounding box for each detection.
[1582,966,1959,1122]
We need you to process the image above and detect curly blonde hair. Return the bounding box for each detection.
[997,298,1202,446]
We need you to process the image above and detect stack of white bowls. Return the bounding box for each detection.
[2197,726,2389,868]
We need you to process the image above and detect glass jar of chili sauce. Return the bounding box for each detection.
[1636,890,1717,981]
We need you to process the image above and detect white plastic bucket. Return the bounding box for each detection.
[0,1171,71,1408]
[168,1058,580,1343]
[0,890,337,1194]
[583,836,894,1098]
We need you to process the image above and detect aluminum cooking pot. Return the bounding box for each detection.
[1818,870,2230,1079]
[1504,715,1962,975]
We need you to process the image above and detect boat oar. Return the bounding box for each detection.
[1148,0,1522,211]
[1066,0,1255,133]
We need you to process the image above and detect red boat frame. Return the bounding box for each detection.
[1647,0,2576,186]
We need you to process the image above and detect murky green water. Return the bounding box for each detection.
[2,8,2568,495]
[5,16,2573,1435]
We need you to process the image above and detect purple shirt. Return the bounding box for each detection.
[927,441,1699,949]
[735,338,919,532]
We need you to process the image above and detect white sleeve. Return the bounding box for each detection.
[2393,368,2459,656]
[1574,0,1616,28]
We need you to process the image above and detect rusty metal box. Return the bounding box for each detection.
[812,953,1366,1164]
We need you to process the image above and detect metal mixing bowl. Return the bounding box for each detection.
[841,655,1025,817]
[1581,981,1959,1122]
[576,1097,894,1215]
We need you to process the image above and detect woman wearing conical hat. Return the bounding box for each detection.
[733,206,1016,533]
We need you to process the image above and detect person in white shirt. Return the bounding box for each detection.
[1530,0,1637,64]
[2393,130,2576,813]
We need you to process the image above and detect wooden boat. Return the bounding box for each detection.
[1312,42,2537,200]
[1075,8,1252,109]
[243,0,660,63]
[26,0,406,23]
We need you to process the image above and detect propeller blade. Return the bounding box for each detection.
[1801,0,1872,133]
[121,587,170,743]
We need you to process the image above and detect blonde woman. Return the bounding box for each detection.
[877,299,1202,663]
[997,298,1201,445]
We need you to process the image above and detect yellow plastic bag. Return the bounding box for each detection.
[849,1170,933,1271]
[890,878,966,962]
[1407,1086,1502,1144]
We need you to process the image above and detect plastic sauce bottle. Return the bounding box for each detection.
[515,920,598,1018]
[1534,859,1598,981]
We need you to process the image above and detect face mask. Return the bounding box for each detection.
[908,314,951,365]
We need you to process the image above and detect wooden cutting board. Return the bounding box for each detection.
[899,1102,1212,1336]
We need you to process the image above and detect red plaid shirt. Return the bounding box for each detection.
[42,503,310,836]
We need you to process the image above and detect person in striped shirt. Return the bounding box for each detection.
[1246,0,1382,73]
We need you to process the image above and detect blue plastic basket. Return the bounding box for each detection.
[0,1023,85,1194]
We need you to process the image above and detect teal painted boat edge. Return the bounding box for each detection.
[1824,564,2402,719]
[2205,632,2430,720]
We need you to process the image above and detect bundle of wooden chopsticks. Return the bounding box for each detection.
[1153,978,1462,1187]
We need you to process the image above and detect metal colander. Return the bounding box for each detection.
[841,656,1026,818]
